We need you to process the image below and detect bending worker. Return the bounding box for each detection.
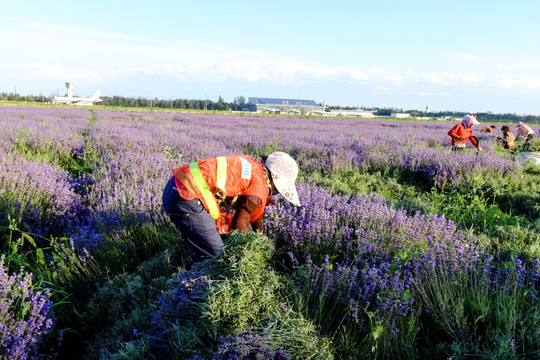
[162,152,301,262]
[515,121,535,142]
[496,125,515,149]
[448,114,483,152]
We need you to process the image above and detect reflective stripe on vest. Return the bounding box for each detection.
[189,162,221,220]
[216,156,227,192]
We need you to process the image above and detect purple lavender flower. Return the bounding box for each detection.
[0,255,55,360]
[212,333,292,360]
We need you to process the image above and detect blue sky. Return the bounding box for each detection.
[2,0,540,114]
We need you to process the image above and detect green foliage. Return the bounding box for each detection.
[59,138,101,178]
[291,263,419,360]
[0,222,107,356]
[205,234,283,334]
[259,305,335,360]
[80,248,177,359]
[488,167,540,221]
[414,260,540,359]
[81,273,167,359]
[7,121,100,178]
[152,232,334,360]
[159,231,283,357]
[310,168,418,200]
[515,138,540,152]
[97,221,190,275]
[424,184,522,233]
[1,218,91,299]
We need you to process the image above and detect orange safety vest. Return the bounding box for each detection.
[516,123,534,136]
[504,132,515,148]
[172,155,270,233]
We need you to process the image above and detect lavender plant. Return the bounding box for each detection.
[213,333,291,360]
[0,106,538,359]
[0,255,55,360]
[0,149,82,238]
[414,254,540,358]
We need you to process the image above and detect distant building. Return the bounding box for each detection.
[329,109,376,118]
[391,113,411,118]
[243,97,324,115]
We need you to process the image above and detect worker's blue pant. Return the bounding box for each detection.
[162,180,223,262]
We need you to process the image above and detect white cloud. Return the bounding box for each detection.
[22,63,102,81]
[460,72,485,84]
[492,73,540,90]
[3,17,540,100]
[232,61,269,82]
[346,68,369,81]
[423,72,457,86]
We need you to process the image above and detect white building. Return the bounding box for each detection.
[391,113,411,118]
[243,97,324,115]
[329,110,376,117]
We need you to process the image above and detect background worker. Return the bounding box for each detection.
[448,114,483,152]
[516,121,535,142]
[496,125,515,149]
[162,152,301,262]
[515,121,535,150]
[481,125,496,134]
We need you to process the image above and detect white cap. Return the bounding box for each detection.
[265,152,300,206]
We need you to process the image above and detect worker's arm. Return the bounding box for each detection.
[231,195,264,233]
[250,216,264,233]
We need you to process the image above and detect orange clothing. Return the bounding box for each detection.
[516,123,534,138]
[172,155,270,224]
[448,123,479,147]
[503,132,515,148]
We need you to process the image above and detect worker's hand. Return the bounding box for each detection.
[478,146,484,152]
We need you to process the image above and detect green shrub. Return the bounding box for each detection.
[150,232,334,360]
[81,262,170,359]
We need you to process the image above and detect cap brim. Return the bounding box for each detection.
[272,174,300,206]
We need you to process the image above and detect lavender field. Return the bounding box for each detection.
[1,106,540,359]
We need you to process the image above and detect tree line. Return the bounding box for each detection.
[100,95,248,111]
[0,92,248,111]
